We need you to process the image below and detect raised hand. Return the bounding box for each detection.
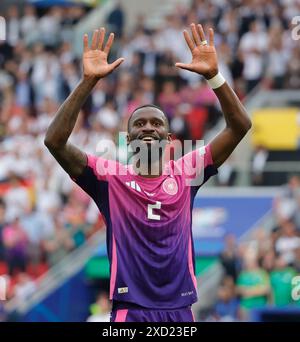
[175,23,218,79]
[83,27,124,79]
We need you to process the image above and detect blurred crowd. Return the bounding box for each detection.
[0,0,300,299]
[214,175,300,321]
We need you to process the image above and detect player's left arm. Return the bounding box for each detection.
[176,23,252,168]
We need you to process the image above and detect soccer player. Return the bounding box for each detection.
[44,24,251,322]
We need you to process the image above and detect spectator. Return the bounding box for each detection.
[294,247,300,273]
[219,234,241,282]
[261,250,276,273]
[239,20,268,92]
[170,105,191,142]
[286,47,300,88]
[4,174,32,224]
[275,220,300,265]
[158,81,181,119]
[270,256,297,307]
[106,1,125,38]
[2,216,29,276]
[20,5,38,46]
[251,146,268,186]
[86,291,111,322]
[215,276,239,321]
[6,5,20,47]
[237,250,270,320]
[42,217,74,267]
[273,175,300,225]
[266,24,288,89]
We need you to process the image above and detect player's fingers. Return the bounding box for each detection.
[183,30,195,51]
[104,33,114,54]
[209,28,214,46]
[83,34,88,52]
[110,57,125,70]
[98,27,105,50]
[175,62,193,71]
[91,29,99,50]
[197,24,206,42]
[191,23,201,46]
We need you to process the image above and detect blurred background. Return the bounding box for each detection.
[0,0,300,322]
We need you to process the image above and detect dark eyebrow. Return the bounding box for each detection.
[132,118,146,125]
[151,117,165,124]
[133,116,165,125]
[152,117,164,121]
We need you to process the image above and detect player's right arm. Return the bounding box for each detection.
[44,28,124,178]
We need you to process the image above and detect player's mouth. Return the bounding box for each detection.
[138,135,159,143]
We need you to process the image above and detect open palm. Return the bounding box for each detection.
[83,27,124,79]
[176,24,218,79]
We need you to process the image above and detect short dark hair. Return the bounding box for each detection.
[127,104,168,131]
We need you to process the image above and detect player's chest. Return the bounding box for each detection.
[108,176,190,222]
[111,176,184,201]
[109,176,187,210]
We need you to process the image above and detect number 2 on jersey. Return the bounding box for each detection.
[147,201,161,221]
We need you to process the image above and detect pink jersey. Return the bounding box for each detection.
[73,145,217,309]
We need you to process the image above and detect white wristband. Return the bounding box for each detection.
[206,72,226,89]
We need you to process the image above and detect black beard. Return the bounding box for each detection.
[147,143,163,163]
[128,138,168,164]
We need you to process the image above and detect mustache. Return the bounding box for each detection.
[137,133,160,140]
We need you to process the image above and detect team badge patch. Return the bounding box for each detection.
[163,178,178,195]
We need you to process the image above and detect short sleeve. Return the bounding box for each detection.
[175,144,218,193]
[72,154,110,204]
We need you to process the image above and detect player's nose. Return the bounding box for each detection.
[142,121,155,131]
